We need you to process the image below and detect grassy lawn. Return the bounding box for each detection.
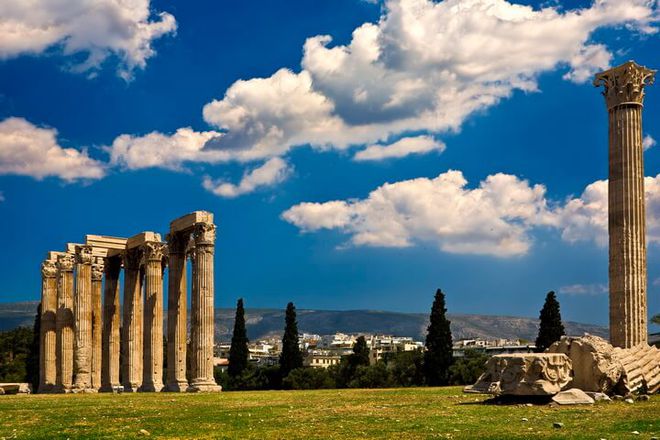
[0,387,658,439]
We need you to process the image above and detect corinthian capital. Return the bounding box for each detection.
[142,241,167,263]
[41,260,57,278]
[193,222,216,246]
[594,61,656,110]
[56,254,75,272]
[75,245,94,265]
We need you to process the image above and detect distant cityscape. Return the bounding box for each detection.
[213,333,536,371]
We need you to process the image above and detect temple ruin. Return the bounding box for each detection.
[38,211,221,393]
[466,60,660,398]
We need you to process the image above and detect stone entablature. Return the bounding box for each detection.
[39,211,221,393]
[464,353,573,396]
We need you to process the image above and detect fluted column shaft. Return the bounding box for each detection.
[165,233,189,392]
[91,258,104,390]
[101,256,121,392]
[141,242,166,392]
[595,61,656,348]
[122,248,143,392]
[73,245,94,391]
[39,260,58,393]
[608,104,647,348]
[189,223,220,391]
[55,254,75,392]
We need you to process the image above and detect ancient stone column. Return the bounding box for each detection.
[91,257,104,390]
[594,61,656,348]
[122,248,143,392]
[101,255,122,392]
[73,245,94,392]
[188,222,221,392]
[165,232,189,392]
[39,258,58,393]
[140,241,167,392]
[55,253,75,392]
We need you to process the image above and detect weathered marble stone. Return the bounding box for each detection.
[547,335,660,395]
[0,383,32,394]
[585,391,611,402]
[551,388,594,405]
[464,353,572,396]
[613,343,660,395]
[547,335,622,393]
[39,258,58,393]
[594,61,656,348]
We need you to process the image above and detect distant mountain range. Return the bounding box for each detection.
[0,301,607,342]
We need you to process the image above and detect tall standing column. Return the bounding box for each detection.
[165,232,189,392]
[188,222,221,392]
[73,245,94,392]
[91,257,104,390]
[55,253,75,392]
[122,248,144,392]
[39,258,58,393]
[101,255,121,392]
[595,61,656,348]
[140,242,166,392]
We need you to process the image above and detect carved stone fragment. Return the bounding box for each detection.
[464,353,572,396]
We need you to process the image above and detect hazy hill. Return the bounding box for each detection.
[1,301,607,341]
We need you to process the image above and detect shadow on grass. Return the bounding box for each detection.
[459,394,553,406]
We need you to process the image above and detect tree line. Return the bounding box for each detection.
[216,289,567,391]
[1,289,643,390]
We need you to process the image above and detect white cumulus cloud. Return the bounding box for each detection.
[282,169,660,257]
[0,0,176,79]
[195,0,657,161]
[556,174,660,247]
[203,157,293,198]
[282,170,555,256]
[109,127,224,170]
[0,117,105,181]
[643,134,657,151]
[353,135,445,161]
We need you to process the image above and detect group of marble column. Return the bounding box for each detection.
[37,211,221,393]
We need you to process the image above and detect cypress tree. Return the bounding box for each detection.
[279,302,303,377]
[424,289,453,386]
[535,291,565,352]
[228,298,249,377]
[351,336,370,367]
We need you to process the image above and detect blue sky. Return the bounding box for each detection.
[0,0,659,327]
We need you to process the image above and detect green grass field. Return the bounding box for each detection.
[0,387,658,439]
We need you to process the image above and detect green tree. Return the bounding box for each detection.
[351,336,370,367]
[424,288,453,386]
[228,298,249,377]
[26,304,41,390]
[384,349,425,387]
[279,302,303,378]
[348,363,393,388]
[283,367,335,390]
[336,336,371,387]
[0,327,33,383]
[535,291,565,352]
[448,349,489,385]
